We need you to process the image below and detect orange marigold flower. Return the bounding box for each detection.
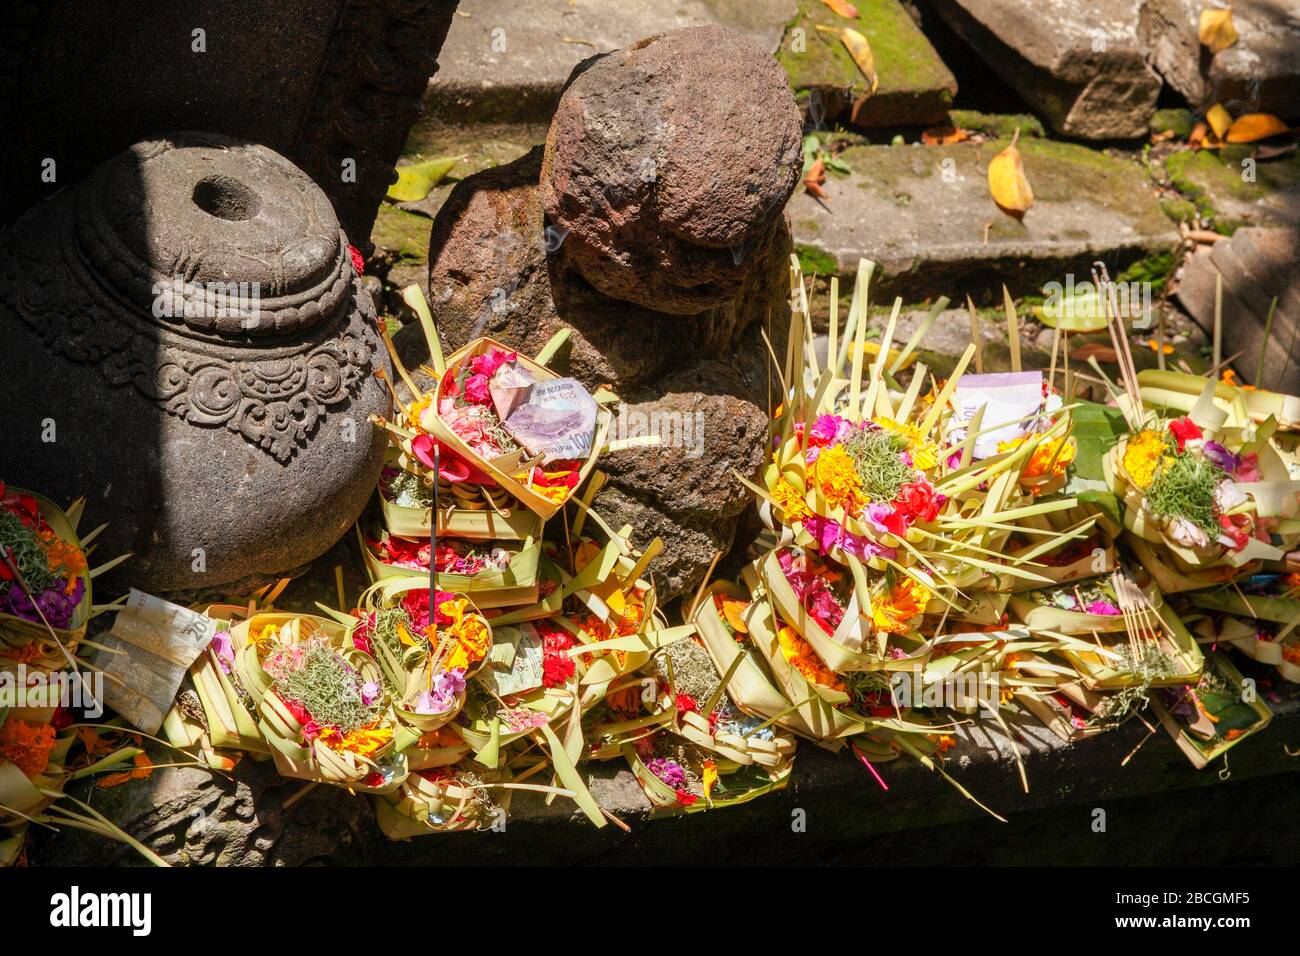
[771,478,811,522]
[777,625,844,691]
[871,576,929,635]
[0,719,56,778]
[813,445,864,513]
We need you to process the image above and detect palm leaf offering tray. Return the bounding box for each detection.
[18,243,1300,864]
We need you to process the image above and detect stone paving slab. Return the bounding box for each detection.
[424,0,797,124]
[930,0,1160,139]
[778,0,957,128]
[788,138,1180,301]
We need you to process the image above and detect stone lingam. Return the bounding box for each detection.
[396,25,804,600]
[0,133,392,592]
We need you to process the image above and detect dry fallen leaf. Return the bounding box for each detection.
[1189,120,1209,147]
[1069,343,1119,362]
[840,27,878,96]
[1226,113,1291,143]
[804,157,829,200]
[819,0,860,17]
[988,129,1033,216]
[1205,103,1233,140]
[719,596,750,635]
[98,753,155,789]
[1199,7,1239,54]
[922,125,970,146]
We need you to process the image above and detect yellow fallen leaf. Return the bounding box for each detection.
[1226,113,1291,143]
[1205,102,1233,140]
[840,27,878,96]
[1199,7,1238,54]
[988,129,1033,216]
[702,759,718,800]
[819,0,859,16]
[386,155,462,203]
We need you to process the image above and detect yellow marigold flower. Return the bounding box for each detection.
[771,477,811,521]
[871,576,929,635]
[875,417,939,470]
[813,445,864,513]
[1122,429,1168,489]
[337,723,393,758]
[1000,434,1076,481]
[437,597,491,670]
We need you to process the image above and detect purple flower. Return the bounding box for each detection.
[646,757,688,789]
[361,681,382,707]
[1085,600,1121,616]
[413,667,466,714]
[210,630,235,675]
[803,514,896,561]
[1202,441,1237,473]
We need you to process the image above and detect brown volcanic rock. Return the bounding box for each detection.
[405,147,794,397]
[539,25,802,314]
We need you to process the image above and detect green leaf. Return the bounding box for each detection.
[386,155,462,203]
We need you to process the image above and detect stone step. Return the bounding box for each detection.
[788,137,1180,302]
[1164,147,1300,234]
[1140,0,1300,117]
[423,0,796,124]
[928,0,1160,140]
[777,0,958,128]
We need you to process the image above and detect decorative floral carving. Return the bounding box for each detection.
[1,234,377,464]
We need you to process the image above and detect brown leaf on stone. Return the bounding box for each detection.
[922,125,970,146]
[1226,113,1291,143]
[1198,7,1239,55]
[1069,343,1118,362]
[1189,120,1208,147]
[819,0,860,17]
[840,28,878,96]
[988,129,1033,217]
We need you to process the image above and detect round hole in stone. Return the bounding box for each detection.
[192,174,261,222]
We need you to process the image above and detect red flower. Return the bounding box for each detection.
[1168,417,1202,453]
[348,244,365,275]
[896,481,941,523]
[675,788,698,806]
[539,623,577,688]
[1218,513,1251,551]
[675,692,698,715]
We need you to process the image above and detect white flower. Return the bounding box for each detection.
[1168,517,1210,549]
[1215,479,1247,511]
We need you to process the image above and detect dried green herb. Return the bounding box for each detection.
[841,427,911,503]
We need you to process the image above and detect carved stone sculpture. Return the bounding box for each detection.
[0,133,392,592]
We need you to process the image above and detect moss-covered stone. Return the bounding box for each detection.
[778,0,956,127]
[788,137,1179,302]
[948,110,1046,140]
[1118,250,1177,294]
[1149,108,1195,139]
[796,244,839,277]
[1163,148,1300,230]
[1159,196,1199,224]
[369,204,432,290]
